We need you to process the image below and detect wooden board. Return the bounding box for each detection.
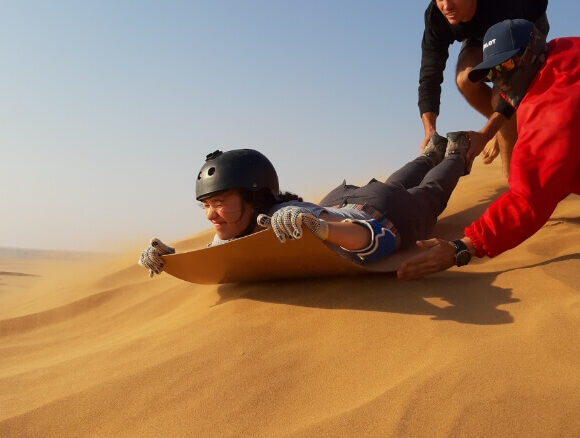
[162,228,430,284]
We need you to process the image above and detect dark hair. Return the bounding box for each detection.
[239,188,303,216]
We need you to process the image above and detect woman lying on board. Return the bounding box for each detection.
[139,134,471,277]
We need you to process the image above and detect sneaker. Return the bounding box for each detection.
[445,131,471,159]
[421,133,448,165]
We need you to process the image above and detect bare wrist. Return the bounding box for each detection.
[421,112,437,137]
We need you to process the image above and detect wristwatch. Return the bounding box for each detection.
[451,239,472,267]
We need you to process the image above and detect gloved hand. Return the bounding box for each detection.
[138,238,176,278]
[257,206,329,243]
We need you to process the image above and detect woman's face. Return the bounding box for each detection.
[202,190,255,240]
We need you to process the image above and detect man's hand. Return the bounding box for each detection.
[138,238,176,278]
[465,130,489,172]
[257,206,329,242]
[480,137,500,164]
[466,112,508,169]
[396,238,455,280]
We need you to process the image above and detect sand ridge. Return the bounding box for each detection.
[1,160,579,437]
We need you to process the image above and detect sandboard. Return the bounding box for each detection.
[162,228,430,284]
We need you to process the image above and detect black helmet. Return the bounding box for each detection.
[196,149,279,201]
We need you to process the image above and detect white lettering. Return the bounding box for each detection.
[483,39,496,50]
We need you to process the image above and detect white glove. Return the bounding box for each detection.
[257,206,329,243]
[138,238,176,277]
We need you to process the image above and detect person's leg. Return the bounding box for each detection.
[321,151,441,207]
[326,154,464,247]
[405,154,466,237]
[318,180,359,207]
[420,153,464,197]
[383,156,434,190]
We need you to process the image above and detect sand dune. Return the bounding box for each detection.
[1,160,579,437]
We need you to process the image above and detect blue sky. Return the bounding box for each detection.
[1,1,577,251]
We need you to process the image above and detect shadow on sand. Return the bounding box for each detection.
[216,253,578,326]
[216,270,517,325]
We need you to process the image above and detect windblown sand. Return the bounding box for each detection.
[1,160,579,437]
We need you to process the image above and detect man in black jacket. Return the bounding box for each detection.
[418,0,548,177]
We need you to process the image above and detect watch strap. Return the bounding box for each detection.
[451,239,471,267]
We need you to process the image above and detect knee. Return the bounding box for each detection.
[455,69,477,96]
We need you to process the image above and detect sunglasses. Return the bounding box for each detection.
[486,57,517,81]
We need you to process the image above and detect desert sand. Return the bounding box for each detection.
[1,160,579,437]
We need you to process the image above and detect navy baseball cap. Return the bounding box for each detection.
[468,19,534,82]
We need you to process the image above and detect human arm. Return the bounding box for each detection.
[257,207,397,261]
[465,111,508,172]
[418,5,453,148]
[256,207,370,250]
[466,88,578,258]
[321,213,371,250]
[420,112,438,151]
[396,237,476,280]
[465,183,565,258]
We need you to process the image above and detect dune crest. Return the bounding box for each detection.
[1,161,579,436]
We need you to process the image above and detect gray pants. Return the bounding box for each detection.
[319,155,465,248]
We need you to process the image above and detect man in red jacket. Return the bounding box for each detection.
[398,19,580,280]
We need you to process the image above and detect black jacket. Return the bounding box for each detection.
[418,0,548,116]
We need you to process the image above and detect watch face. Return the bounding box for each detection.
[456,249,471,267]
